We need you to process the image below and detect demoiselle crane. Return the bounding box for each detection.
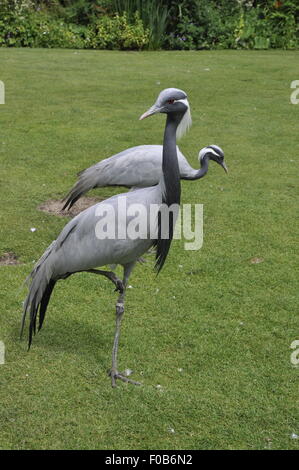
[21,88,193,387]
[62,145,227,211]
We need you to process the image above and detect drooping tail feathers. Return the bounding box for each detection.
[62,166,99,211]
[62,181,86,211]
[20,241,57,348]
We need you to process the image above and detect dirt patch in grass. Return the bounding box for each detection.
[0,252,21,266]
[38,196,105,218]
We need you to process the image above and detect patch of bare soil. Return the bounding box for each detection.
[0,252,21,266]
[38,196,105,218]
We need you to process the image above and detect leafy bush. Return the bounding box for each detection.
[0,0,297,50]
[91,11,149,50]
[0,1,149,49]
[164,0,240,50]
[163,0,298,50]
[266,0,299,49]
[234,1,298,50]
[57,0,112,25]
[110,0,169,50]
[33,21,91,49]
[0,0,91,48]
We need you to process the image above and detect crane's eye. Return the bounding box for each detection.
[167,99,175,104]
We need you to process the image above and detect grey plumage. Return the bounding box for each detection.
[21,88,192,387]
[62,144,227,211]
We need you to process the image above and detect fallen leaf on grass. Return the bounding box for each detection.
[249,257,264,264]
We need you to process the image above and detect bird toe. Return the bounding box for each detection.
[108,368,141,387]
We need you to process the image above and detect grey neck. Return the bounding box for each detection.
[181,154,210,181]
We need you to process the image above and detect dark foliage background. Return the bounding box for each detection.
[0,0,298,49]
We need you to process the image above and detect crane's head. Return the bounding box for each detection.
[139,88,192,140]
[199,145,228,173]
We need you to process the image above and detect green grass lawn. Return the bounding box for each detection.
[0,48,298,450]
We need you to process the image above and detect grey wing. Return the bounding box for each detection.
[62,145,164,210]
[21,186,160,343]
[97,145,164,187]
[55,187,160,276]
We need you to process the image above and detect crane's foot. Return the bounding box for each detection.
[113,278,124,294]
[85,269,124,294]
[109,369,142,388]
[105,273,124,294]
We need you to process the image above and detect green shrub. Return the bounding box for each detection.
[164,0,240,50]
[0,0,297,50]
[91,12,150,50]
[33,20,90,49]
[59,0,112,26]
[162,0,298,50]
[234,2,298,50]
[111,0,169,50]
[0,2,149,50]
[0,1,91,48]
[266,1,298,49]
[234,9,267,50]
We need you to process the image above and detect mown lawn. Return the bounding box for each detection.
[0,48,298,450]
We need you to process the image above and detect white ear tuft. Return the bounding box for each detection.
[176,99,192,140]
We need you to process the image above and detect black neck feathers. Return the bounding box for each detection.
[155,113,182,273]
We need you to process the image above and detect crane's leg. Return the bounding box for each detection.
[84,269,124,293]
[109,262,141,387]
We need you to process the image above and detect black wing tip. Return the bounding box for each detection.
[154,263,164,275]
[22,279,56,350]
[27,336,33,351]
[61,198,72,211]
[153,239,170,275]
[61,193,81,211]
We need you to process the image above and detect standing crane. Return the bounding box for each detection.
[21,88,193,387]
[62,145,227,211]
